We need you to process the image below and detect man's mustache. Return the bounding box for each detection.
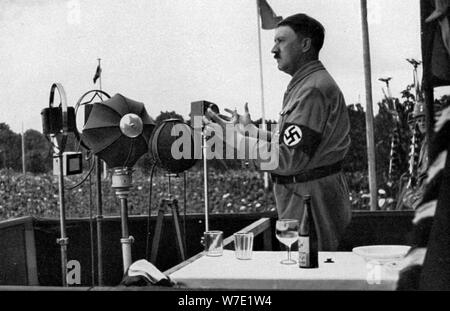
[273,53,280,59]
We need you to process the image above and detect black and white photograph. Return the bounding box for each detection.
[1,0,450,301]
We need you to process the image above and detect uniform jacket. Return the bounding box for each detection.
[248,60,352,250]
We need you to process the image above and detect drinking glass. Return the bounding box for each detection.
[234,232,254,260]
[275,219,299,265]
[203,231,223,256]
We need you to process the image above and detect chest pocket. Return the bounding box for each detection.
[279,101,298,131]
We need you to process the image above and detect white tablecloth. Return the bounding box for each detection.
[169,250,400,290]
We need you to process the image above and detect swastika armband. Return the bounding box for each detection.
[280,123,322,157]
[282,124,303,147]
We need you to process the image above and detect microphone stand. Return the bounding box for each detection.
[48,82,69,286]
[202,129,210,232]
[111,167,134,273]
[95,156,104,285]
[54,143,68,287]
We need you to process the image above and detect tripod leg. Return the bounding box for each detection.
[151,202,166,264]
[171,201,186,261]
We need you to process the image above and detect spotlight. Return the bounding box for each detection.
[149,118,197,174]
[81,93,155,168]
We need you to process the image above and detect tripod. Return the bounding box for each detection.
[150,197,186,264]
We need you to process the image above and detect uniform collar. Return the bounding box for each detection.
[286,60,325,93]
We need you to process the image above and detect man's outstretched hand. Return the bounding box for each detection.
[204,102,257,137]
[223,102,253,128]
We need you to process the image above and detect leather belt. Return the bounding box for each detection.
[271,161,343,184]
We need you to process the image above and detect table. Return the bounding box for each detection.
[169,250,400,290]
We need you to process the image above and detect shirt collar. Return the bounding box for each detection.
[286,60,325,93]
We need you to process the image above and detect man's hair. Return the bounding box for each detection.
[277,13,325,53]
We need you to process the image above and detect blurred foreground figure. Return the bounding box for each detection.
[397,1,450,289]
[206,14,351,251]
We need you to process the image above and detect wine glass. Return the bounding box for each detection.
[275,219,299,265]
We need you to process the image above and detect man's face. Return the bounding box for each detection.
[417,116,426,134]
[271,26,308,76]
[409,116,426,134]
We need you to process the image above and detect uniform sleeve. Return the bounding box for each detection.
[249,88,329,174]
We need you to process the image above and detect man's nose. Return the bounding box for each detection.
[271,45,278,54]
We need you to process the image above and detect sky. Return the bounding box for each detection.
[1,0,448,134]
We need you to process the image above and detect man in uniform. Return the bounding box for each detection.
[205,13,351,251]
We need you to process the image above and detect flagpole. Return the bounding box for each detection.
[21,122,26,175]
[98,63,108,180]
[95,58,106,178]
[256,0,269,190]
[98,58,103,97]
[360,0,378,211]
[95,57,104,286]
[97,58,108,180]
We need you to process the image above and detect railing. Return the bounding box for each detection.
[223,217,272,251]
[0,212,414,287]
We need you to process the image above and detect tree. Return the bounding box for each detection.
[24,129,52,173]
[344,99,410,186]
[345,104,367,173]
[155,111,184,125]
[27,150,51,173]
[0,123,21,170]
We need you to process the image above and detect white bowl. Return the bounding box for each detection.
[352,245,411,263]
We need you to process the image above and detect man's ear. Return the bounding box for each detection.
[301,37,312,53]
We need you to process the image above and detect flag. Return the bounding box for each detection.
[93,64,102,84]
[258,0,282,30]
